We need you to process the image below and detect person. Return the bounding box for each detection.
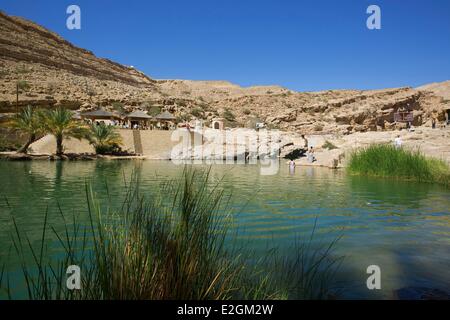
[394,135,402,148]
[307,146,316,163]
[432,118,436,129]
[289,159,296,168]
[289,159,296,174]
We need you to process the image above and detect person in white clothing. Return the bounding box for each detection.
[394,135,402,148]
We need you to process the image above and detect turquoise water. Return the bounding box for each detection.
[0,160,449,299]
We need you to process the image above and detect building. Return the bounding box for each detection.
[125,110,152,129]
[81,109,117,125]
[211,118,224,130]
[154,111,176,130]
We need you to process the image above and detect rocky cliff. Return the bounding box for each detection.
[1,11,449,134]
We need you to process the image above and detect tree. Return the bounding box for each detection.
[177,113,191,123]
[112,101,125,114]
[222,108,235,122]
[147,105,161,116]
[191,107,204,119]
[10,105,42,154]
[16,80,30,111]
[41,108,88,156]
[87,123,122,154]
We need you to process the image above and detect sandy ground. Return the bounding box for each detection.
[10,126,450,168]
[292,126,450,168]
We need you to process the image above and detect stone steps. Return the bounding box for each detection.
[132,129,143,155]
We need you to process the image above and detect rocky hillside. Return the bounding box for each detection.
[417,81,450,100]
[1,11,449,134]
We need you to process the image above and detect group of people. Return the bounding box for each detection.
[86,119,175,130]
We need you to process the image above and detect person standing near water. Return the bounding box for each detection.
[394,135,402,148]
[307,146,316,163]
[289,159,296,167]
[289,159,296,175]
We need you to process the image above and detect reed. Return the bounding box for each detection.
[348,144,450,187]
[1,168,342,300]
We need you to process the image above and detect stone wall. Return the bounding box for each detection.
[29,129,178,158]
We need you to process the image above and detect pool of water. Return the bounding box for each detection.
[0,160,449,299]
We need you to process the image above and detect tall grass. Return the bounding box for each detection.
[348,144,450,187]
[1,168,342,300]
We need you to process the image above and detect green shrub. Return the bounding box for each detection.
[314,124,323,132]
[222,108,235,122]
[15,65,31,74]
[348,144,450,187]
[94,143,122,155]
[112,102,125,113]
[147,105,162,116]
[177,113,191,123]
[0,135,21,152]
[323,140,337,150]
[16,80,30,92]
[87,123,123,155]
[190,107,204,119]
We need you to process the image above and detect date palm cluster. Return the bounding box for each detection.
[10,106,122,155]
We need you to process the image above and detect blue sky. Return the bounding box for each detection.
[2,0,450,91]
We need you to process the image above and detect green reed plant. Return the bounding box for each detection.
[348,144,450,187]
[1,168,343,300]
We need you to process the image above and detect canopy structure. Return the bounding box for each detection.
[155,111,176,121]
[154,111,177,130]
[126,110,152,129]
[126,110,152,120]
[81,109,116,120]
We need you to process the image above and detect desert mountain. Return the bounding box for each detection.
[416,81,450,100]
[1,11,449,134]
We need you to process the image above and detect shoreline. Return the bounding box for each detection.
[0,151,345,170]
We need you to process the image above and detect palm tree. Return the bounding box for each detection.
[10,105,42,154]
[41,108,87,156]
[87,122,122,154]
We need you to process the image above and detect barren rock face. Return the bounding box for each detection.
[0,12,154,86]
[0,11,449,133]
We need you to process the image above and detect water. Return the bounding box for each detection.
[0,160,449,299]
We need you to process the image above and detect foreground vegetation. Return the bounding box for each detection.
[348,144,450,187]
[0,168,342,300]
